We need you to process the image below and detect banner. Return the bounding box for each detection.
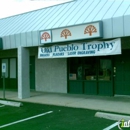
[38,38,121,59]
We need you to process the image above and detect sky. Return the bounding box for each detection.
[0,0,72,19]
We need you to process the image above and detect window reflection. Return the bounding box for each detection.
[69,57,97,81]
[69,57,111,81]
[69,58,82,80]
[98,59,111,81]
[84,58,96,80]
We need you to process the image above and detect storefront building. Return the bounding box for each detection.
[0,0,130,99]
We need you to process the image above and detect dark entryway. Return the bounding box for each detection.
[30,56,35,90]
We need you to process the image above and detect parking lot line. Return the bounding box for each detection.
[103,122,120,130]
[0,111,53,129]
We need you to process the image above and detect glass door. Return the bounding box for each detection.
[68,56,114,96]
[68,57,97,94]
[98,57,114,96]
[83,57,98,95]
[68,58,83,94]
[98,59,111,81]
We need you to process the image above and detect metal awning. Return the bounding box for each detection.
[0,0,130,49]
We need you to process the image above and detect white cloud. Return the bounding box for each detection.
[0,0,72,18]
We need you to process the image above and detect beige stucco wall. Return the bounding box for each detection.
[35,57,67,93]
[29,47,67,93]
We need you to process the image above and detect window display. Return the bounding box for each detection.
[69,57,97,80]
[69,57,112,81]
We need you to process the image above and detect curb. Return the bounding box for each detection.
[95,112,130,121]
[0,100,23,107]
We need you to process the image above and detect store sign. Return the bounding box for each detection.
[52,22,103,42]
[40,30,52,44]
[38,38,121,59]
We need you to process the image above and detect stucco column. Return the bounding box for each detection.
[18,47,30,99]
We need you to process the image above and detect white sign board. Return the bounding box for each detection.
[38,38,121,59]
[52,22,102,42]
[2,63,6,73]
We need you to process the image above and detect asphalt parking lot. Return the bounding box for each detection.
[0,101,118,130]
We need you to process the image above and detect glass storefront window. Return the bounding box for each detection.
[69,57,111,81]
[10,58,16,78]
[69,57,97,81]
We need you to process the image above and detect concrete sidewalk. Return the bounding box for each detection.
[0,90,130,115]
